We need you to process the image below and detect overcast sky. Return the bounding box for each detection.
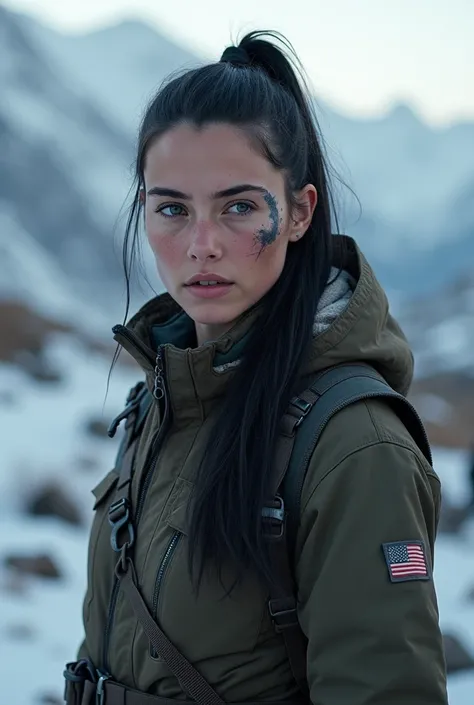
[4,0,473,126]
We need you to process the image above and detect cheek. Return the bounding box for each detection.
[242,233,289,289]
[146,219,183,272]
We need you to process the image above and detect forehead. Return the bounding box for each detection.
[143,122,281,191]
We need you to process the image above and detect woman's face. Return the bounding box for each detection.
[143,123,316,345]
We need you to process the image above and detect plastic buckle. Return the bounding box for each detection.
[261,496,285,540]
[107,384,145,438]
[108,498,135,552]
[290,396,312,428]
[268,599,299,633]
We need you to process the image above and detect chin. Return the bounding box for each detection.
[183,300,245,327]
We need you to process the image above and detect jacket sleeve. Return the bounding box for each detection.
[77,638,89,661]
[295,441,448,705]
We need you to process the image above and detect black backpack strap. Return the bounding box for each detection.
[282,363,431,558]
[263,501,310,701]
[264,363,432,700]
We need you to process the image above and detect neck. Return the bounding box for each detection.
[195,320,235,346]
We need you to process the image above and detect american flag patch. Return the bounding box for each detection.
[382,540,430,583]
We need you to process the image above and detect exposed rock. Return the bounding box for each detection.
[4,622,36,640]
[14,350,63,384]
[37,694,62,705]
[0,300,71,364]
[438,499,471,535]
[443,632,474,674]
[4,553,62,580]
[76,455,100,472]
[409,374,474,449]
[465,584,474,603]
[85,416,110,439]
[26,481,83,526]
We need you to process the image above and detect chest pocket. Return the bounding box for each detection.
[92,469,120,510]
[83,470,119,623]
[149,475,274,664]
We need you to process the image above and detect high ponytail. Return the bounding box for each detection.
[123,30,339,588]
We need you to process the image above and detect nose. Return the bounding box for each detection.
[187,222,223,262]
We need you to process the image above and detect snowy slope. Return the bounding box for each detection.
[0,338,473,704]
[0,338,139,704]
[400,272,474,377]
[0,209,110,332]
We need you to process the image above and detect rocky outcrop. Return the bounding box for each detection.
[4,553,62,579]
[26,482,83,526]
[443,633,474,674]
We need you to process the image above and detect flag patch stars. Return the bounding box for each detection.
[382,540,431,583]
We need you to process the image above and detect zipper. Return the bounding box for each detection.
[103,345,171,672]
[135,348,169,524]
[150,531,182,658]
[295,390,432,518]
[103,580,120,670]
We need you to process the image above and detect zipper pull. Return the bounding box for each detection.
[153,349,165,400]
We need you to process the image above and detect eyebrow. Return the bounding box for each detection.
[146,184,269,199]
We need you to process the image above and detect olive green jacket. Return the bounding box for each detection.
[78,237,447,704]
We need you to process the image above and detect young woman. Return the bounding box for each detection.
[66,31,448,705]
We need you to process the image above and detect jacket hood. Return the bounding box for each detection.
[303,237,414,395]
[113,236,414,418]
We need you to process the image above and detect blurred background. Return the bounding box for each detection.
[0,1,473,703]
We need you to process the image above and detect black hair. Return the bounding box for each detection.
[122,31,340,588]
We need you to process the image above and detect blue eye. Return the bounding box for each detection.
[156,204,186,217]
[228,202,253,215]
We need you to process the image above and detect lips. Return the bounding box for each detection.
[183,274,234,299]
[184,273,233,286]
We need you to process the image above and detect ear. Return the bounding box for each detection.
[288,184,318,242]
[139,188,146,205]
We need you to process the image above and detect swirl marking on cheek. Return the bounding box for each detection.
[254,192,280,251]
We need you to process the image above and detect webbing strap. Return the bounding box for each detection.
[63,664,306,705]
[265,521,309,701]
[118,561,225,705]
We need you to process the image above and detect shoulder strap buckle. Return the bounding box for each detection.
[268,596,299,633]
[261,495,285,540]
[290,396,313,428]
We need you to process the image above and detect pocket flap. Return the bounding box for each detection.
[164,477,194,535]
[92,469,119,510]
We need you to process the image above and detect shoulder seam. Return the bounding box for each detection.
[301,439,435,516]
[363,399,383,443]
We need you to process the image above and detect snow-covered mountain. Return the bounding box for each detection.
[19,10,474,295]
[0,5,138,322]
[0,4,472,316]
[21,16,200,136]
